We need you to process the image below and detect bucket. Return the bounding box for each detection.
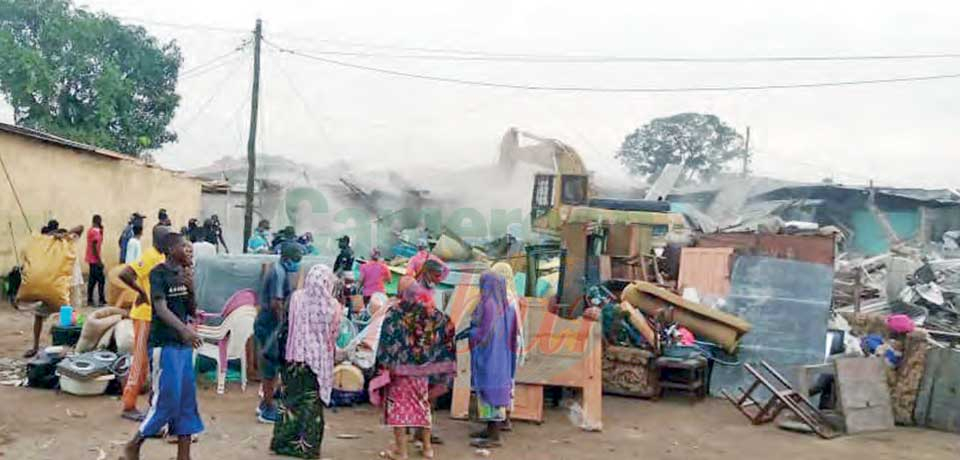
[59,305,74,327]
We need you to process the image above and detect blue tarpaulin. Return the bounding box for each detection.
[194,254,334,320]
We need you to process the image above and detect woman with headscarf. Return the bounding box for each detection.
[469,272,519,448]
[490,262,526,431]
[270,264,342,459]
[412,260,454,445]
[416,258,449,289]
[375,281,456,460]
[490,262,525,366]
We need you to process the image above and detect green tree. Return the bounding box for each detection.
[0,0,182,155]
[616,113,747,183]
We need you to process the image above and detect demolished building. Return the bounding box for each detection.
[669,176,960,256]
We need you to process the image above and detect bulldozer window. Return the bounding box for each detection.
[532,174,555,219]
[561,175,588,206]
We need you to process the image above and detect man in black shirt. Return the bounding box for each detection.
[121,233,203,460]
[157,208,172,227]
[333,235,354,276]
[202,215,229,253]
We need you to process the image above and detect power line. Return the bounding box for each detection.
[264,39,960,63]
[271,49,338,155]
[267,31,960,63]
[121,16,960,63]
[118,16,248,34]
[266,41,960,93]
[176,54,250,132]
[180,53,244,81]
[180,42,250,79]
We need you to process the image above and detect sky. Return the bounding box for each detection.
[3,0,959,189]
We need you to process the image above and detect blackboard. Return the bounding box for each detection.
[711,256,833,396]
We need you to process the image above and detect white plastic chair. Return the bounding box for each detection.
[194,305,257,394]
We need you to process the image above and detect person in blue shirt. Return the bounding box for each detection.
[247,219,272,254]
[253,242,303,423]
[118,213,145,263]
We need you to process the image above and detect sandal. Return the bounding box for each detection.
[23,349,38,359]
[121,410,146,422]
[379,449,407,460]
[422,448,435,459]
[470,438,502,449]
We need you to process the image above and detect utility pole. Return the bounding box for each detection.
[242,19,262,253]
[741,126,751,177]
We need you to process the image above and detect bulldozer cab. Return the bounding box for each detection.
[531,173,589,232]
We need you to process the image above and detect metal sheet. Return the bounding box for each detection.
[698,233,835,266]
[914,348,960,433]
[645,164,684,201]
[711,256,833,396]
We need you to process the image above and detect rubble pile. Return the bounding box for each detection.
[898,259,960,334]
[833,254,889,311]
[0,357,25,386]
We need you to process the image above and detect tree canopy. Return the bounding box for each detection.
[0,0,182,156]
[616,113,747,183]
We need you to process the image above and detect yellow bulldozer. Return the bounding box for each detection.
[499,128,688,309]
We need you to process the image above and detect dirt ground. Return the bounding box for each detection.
[0,305,957,460]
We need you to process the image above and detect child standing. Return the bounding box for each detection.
[121,233,203,460]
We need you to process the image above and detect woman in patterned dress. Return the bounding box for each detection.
[270,264,342,459]
[375,280,457,460]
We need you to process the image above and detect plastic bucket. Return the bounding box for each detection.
[59,305,73,327]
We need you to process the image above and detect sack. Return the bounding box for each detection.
[17,235,76,308]
[106,264,138,308]
[433,234,472,261]
[76,307,127,352]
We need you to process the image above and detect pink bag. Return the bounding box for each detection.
[886,314,915,334]
[677,327,696,346]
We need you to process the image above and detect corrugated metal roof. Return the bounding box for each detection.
[0,121,131,161]
[754,185,960,206]
[0,122,204,179]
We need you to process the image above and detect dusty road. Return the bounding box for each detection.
[0,305,957,460]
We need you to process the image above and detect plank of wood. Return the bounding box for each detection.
[581,331,604,431]
[835,357,895,434]
[560,223,588,305]
[511,384,544,423]
[599,255,612,281]
[677,247,734,298]
[449,284,481,420]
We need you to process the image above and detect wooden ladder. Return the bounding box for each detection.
[721,361,839,439]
